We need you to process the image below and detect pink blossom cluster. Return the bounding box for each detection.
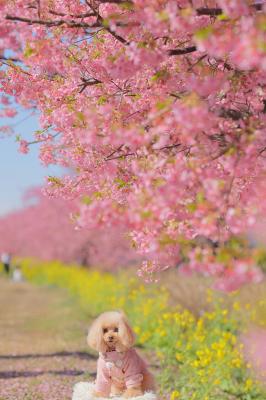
[0,0,266,288]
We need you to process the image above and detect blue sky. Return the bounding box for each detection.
[0,110,62,216]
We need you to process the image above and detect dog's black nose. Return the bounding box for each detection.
[108,336,114,341]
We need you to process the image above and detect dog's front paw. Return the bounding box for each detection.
[123,388,143,398]
[111,384,124,397]
[93,390,108,398]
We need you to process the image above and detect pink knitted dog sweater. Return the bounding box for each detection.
[94,348,148,396]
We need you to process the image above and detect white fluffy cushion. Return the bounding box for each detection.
[72,382,157,400]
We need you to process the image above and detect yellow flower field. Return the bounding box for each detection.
[20,259,266,399]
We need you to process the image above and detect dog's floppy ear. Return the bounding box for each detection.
[87,317,106,353]
[118,314,135,350]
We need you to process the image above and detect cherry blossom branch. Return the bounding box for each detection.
[0,56,20,63]
[196,8,223,16]
[168,46,197,56]
[104,25,129,45]
[187,54,207,71]
[155,143,181,151]
[0,59,32,75]
[6,14,101,28]
[258,146,266,157]
[85,0,129,45]
[263,99,266,113]
[105,144,124,160]
[97,0,133,3]
[197,3,263,16]
[26,132,59,147]
[48,10,96,18]
[105,143,188,161]
[78,77,102,93]
[105,152,135,161]
[219,108,250,121]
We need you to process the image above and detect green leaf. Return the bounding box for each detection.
[76,111,85,122]
[216,248,232,264]
[47,176,64,187]
[156,10,169,22]
[24,42,35,58]
[93,191,103,199]
[156,98,172,111]
[220,379,230,391]
[102,18,109,28]
[150,69,169,83]
[81,195,92,205]
[91,49,101,59]
[195,26,213,40]
[217,13,229,21]
[196,191,205,203]
[119,1,134,10]
[140,210,153,219]
[258,15,266,31]
[152,177,166,188]
[159,234,177,246]
[97,96,107,105]
[114,178,130,189]
[186,202,197,213]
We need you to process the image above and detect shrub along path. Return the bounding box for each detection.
[0,278,97,400]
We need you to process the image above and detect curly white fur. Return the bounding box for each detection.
[72,382,157,400]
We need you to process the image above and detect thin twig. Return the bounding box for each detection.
[168,46,197,56]
[105,144,124,160]
[105,152,135,161]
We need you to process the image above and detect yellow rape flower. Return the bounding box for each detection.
[245,379,253,390]
[170,390,180,400]
[232,358,242,368]
[134,326,141,334]
[175,353,183,362]
[233,301,240,311]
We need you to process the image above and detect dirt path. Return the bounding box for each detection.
[0,278,96,400]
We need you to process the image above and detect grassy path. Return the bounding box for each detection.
[0,278,96,400]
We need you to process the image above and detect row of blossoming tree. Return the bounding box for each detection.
[0,0,266,290]
[0,189,139,269]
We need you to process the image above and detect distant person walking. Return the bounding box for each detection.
[1,252,11,275]
[12,265,23,283]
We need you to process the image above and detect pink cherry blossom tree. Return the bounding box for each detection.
[0,0,266,289]
[0,188,139,270]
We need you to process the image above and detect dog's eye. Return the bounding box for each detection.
[103,328,108,333]
[114,327,118,332]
